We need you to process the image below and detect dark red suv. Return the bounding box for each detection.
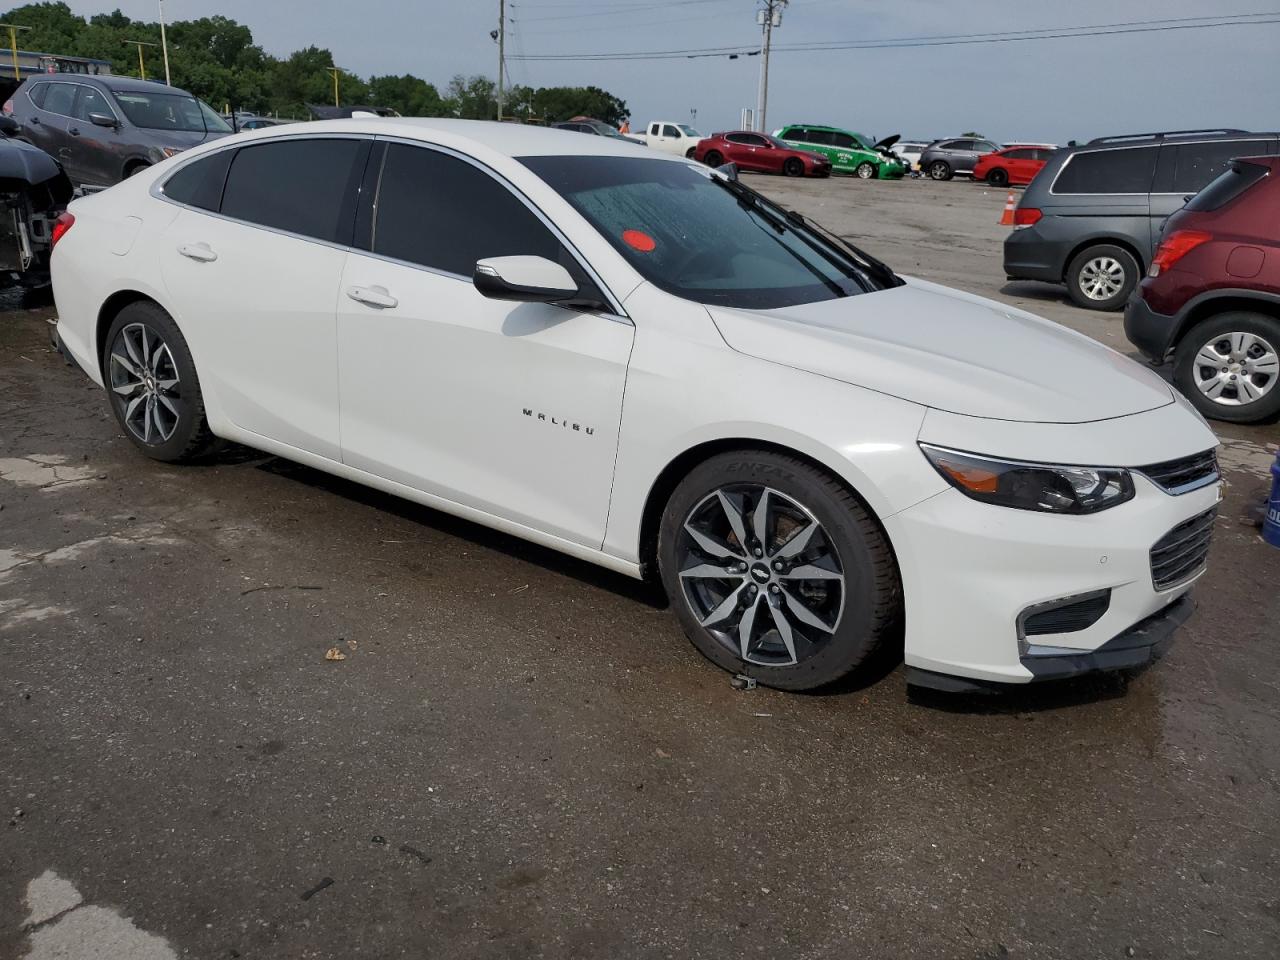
[1125,156,1280,423]
[692,131,831,178]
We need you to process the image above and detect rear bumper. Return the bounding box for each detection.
[1003,224,1068,283]
[1123,292,1179,363]
[905,595,1192,692]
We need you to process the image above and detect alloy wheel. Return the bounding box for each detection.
[676,484,846,667]
[108,322,183,443]
[857,163,875,179]
[1190,331,1279,407]
[1077,256,1125,301]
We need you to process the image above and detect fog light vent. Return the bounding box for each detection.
[1020,589,1111,638]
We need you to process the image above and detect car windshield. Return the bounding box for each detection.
[520,155,891,309]
[112,90,232,133]
[678,124,700,137]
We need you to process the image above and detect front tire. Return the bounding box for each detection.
[783,157,804,177]
[987,167,1009,186]
[658,451,902,692]
[855,161,876,179]
[1066,244,1138,311]
[1173,312,1280,423]
[928,160,952,181]
[102,301,218,462]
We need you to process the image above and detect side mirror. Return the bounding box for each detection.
[0,115,16,137]
[473,256,579,303]
[712,161,739,182]
[88,112,117,128]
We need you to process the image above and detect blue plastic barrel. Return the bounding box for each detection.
[1264,448,1280,548]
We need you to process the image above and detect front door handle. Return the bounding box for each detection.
[178,242,218,263]
[346,285,398,309]
[69,127,80,137]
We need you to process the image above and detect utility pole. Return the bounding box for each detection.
[755,0,786,133]
[327,67,340,107]
[124,39,158,80]
[158,1,171,86]
[496,0,506,121]
[0,23,30,88]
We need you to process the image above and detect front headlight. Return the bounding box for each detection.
[920,444,1134,514]
[160,146,185,159]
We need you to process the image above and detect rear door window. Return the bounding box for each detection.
[1185,161,1270,211]
[41,82,77,118]
[1053,147,1158,194]
[1169,139,1272,193]
[220,138,366,244]
[162,149,234,212]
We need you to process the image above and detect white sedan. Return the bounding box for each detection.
[50,119,1220,693]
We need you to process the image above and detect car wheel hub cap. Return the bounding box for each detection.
[108,322,182,444]
[677,484,846,667]
[1079,257,1124,300]
[1192,331,1278,406]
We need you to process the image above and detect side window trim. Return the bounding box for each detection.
[358,135,630,321]
[151,134,373,252]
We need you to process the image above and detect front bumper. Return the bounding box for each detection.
[906,594,1193,692]
[1123,292,1179,362]
[883,464,1219,687]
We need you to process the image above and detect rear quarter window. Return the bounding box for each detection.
[161,149,234,212]
[1053,146,1158,194]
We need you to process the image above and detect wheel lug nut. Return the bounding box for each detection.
[753,547,763,558]
[773,561,783,571]
[769,584,779,593]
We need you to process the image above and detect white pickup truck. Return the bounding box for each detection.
[637,121,703,157]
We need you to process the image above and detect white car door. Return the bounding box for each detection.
[159,137,370,461]
[335,141,634,548]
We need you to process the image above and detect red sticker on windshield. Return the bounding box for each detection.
[622,229,656,252]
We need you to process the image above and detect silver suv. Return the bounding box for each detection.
[6,74,230,188]
[919,137,1001,180]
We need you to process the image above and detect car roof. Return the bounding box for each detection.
[87,75,197,97]
[238,117,677,161]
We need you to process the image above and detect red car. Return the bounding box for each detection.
[692,131,831,177]
[972,146,1054,187]
[1125,156,1280,423]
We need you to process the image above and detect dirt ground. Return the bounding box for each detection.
[1,176,1278,960]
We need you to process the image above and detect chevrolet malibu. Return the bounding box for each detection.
[50,120,1220,693]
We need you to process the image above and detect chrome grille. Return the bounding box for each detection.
[1137,449,1218,495]
[1150,508,1216,591]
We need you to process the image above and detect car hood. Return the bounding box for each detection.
[874,134,900,150]
[706,278,1174,424]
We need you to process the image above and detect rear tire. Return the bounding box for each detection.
[1173,312,1280,423]
[987,167,1009,186]
[783,157,804,177]
[1066,244,1138,311]
[928,160,952,181]
[703,150,723,167]
[855,161,876,179]
[658,450,902,692]
[685,147,696,158]
[124,161,151,179]
[102,301,219,463]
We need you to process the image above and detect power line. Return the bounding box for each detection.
[509,11,1280,60]
[510,0,736,23]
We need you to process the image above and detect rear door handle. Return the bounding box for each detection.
[69,127,80,137]
[178,242,218,263]
[346,285,398,309]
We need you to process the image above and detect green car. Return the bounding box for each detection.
[773,125,907,179]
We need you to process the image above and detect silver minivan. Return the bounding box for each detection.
[6,74,230,188]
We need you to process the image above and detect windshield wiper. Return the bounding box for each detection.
[782,208,903,289]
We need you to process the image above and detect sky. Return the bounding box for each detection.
[54,1,1280,143]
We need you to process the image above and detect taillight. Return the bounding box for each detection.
[50,212,75,251]
[1,98,12,116]
[1149,229,1210,277]
[1013,207,1042,228]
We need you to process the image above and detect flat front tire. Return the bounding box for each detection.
[658,451,902,691]
[102,301,218,462]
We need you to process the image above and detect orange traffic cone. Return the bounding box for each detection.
[998,190,1017,226]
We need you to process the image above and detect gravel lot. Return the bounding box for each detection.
[1,176,1278,960]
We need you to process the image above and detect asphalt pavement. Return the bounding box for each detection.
[2,177,1278,959]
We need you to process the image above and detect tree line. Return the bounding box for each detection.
[1,2,629,124]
